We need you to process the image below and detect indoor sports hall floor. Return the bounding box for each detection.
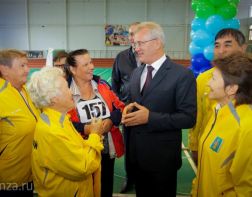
[29,68,196,197]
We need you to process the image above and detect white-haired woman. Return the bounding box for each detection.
[27,67,104,197]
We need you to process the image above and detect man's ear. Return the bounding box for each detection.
[225,84,239,96]
[69,66,75,75]
[156,39,163,50]
[242,44,247,53]
[0,65,8,77]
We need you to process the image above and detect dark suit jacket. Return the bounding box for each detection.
[112,47,138,103]
[128,56,197,172]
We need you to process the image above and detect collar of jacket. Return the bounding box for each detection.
[67,75,101,88]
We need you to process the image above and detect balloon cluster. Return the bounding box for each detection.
[189,0,240,77]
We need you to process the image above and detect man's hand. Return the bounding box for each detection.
[122,102,149,126]
[122,102,135,116]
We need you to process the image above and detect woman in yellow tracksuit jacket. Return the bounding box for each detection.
[188,68,215,154]
[27,67,104,197]
[0,49,39,195]
[193,53,252,197]
[230,107,252,196]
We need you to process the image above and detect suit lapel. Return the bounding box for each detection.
[141,58,171,98]
[132,64,145,102]
[128,47,138,68]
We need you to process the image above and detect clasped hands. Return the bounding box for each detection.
[121,102,149,126]
[88,118,113,136]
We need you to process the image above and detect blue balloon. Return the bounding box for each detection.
[191,53,211,72]
[191,18,206,31]
[199,63,212,73]
[194,71,200,78]
[188,65,200,78]
[205,15,225,35]
[203,44,214,61]
[192,29,214,47]
[190,30,196,40]
[225,18,240,29]
[193,71,200,78]
[189,42,204,55]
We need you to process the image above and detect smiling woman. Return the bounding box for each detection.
[193,53,252,196]
[65,49,125,197]
[27,67,104,197]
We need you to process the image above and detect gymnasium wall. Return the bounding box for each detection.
[27,58,191,68]
[0,0,251,60]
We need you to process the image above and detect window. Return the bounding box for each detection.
[249,25,252,41]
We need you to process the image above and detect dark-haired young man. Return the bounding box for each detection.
[188,28,247,165]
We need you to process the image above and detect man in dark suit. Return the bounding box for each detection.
[112,22,140,193]
[122,22,197,197]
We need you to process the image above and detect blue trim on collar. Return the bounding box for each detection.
[0,81,8,93]
[228,102,240,125]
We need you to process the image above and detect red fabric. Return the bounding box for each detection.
[110,127,124,158]
[68,108,80,122]
[68,80,125,158]
[97,82,125,112]
[97,82,125,158]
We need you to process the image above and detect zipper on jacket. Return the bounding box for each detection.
[19,91,37,121]
[74,189,79,197]
[42,168,48,185]
[196,107,219,197]
[0,144,8,156]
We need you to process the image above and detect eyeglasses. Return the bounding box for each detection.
[54,64,65,68]
[133,38,157,48]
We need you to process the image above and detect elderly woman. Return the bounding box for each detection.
[193,53,252,196]
[0,49,39,196]
[27,67,104,197]
[65,49,125,197]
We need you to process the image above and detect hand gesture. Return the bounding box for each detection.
[89,118,103,135]
[122,102,149,126]
[122,102,135,116]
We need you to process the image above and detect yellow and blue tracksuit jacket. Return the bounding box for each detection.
[188,68,216,151]
[230,105,252,196]
[32,108,103,197]
[0,78,38,188]
[193,102,252,196]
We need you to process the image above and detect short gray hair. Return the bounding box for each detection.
[0,49,27,67]
[135,21,165,46]
[27,67,64,108]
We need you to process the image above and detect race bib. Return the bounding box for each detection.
[77,98,110,123]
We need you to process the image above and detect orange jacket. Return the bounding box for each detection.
[68,75,125,157]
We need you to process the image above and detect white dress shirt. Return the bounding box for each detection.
[140,54,167,91]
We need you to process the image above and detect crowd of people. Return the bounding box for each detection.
[0,21,252,197]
